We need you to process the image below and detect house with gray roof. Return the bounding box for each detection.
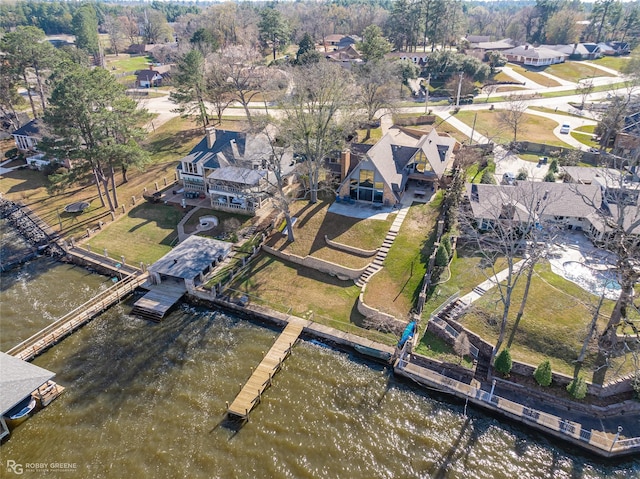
[12,118,50,152]
[337,127,459,205]
[465,179,640,243]
[177,127,293,215]
[543,43,601,60]
[502,44,567,66]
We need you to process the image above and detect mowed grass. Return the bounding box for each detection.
[364,202,439,319]
[454,109,569,146]
[105,54,154,74]
[457,261,635,381]
[586,56,630,73]
[506,63,562,87]
[228,253,370,327]
[268,199,392,269]
[86,202,186,265]
[545,61,615,82]
[0,116,202,241]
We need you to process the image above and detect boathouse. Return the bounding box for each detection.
[0,352,56,439]
[133,236,233,321]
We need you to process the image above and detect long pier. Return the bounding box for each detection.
[227,321,304,420]
[7,272,149,361]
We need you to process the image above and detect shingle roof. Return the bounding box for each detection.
[11,118,49,139]
[136,70,163,82]
[0,352,55,414]
[180,130,247,169]
[466,182,602,222]
[503,45,568,60]
[207,166,266,185]
[149,235,232,280]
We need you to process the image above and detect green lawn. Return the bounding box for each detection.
[506,63,561,87]
[414,330,474,368]
[528,106,583,118]
[457,261,635,382]
[86,202,186,265]
[454,109,570,146]
[105,54,154,74]
[545,61,614,82]
[364,201,440,318]
[586,56,630,73]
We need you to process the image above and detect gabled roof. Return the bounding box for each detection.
[466,182,602,222]
[207,166,266,185]
[503,45,568,60]
[543,43,600,56]
[136,70,163,82]
[475,39,514,50]
[180,130,247,169]
[0,352,55,414]
[326,45,362,61]
[11,118,49,139]
[415,129,458,179]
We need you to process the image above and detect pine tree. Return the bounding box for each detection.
[533,360,552,387]
[494,348,512,376]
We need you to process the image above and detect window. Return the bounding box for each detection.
[359,169,374,187]
[183,162,198,175]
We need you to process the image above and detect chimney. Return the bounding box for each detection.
[230,139,239,159]
[149,64,153,71]
[205,127,216,149]
[340,150,351,180]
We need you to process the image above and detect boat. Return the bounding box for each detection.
[4,395,36,427]
[354,344,392,362]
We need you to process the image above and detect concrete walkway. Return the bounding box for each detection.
[500,66,544,89]
[0,158,22,175]
[458,259,527,306]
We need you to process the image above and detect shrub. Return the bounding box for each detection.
[435,242,449,267]
[633,374,640,400]
[549,159,559,173]
[567,375,587,399]
[441,234,452,258]
[516,168,528,180]
[494,348,512,376]
[543,171,556,182]
[5,147,18,158]
[480,169,496,184]
[534,359,552,386]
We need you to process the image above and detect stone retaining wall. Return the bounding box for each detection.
[439,314,633,397]
[324,235,378,257]
[262,245,368,280]
[357,285,406,334]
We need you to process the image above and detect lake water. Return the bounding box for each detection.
[1,233,638,477]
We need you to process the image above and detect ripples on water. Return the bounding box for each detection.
[0,260,638,478]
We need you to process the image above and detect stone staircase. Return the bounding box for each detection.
[437,299,467,322]
[355,205,410,288]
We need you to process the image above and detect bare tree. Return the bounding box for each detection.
[103,14,125,56]
[498,95,528,144]
[213,45,264,126]
[120,11,140,46]
[483,84,499,103]
[462,182,564,371]
[576,78,595,110]
[572,166,640,383]
[353,61,398,141]
[279,62,357,204]
[454,331,471,364]
[253,119,297,242]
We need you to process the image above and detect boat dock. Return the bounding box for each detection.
[131,281,187,321]
[227,321,304,420]
[7,272,149,361]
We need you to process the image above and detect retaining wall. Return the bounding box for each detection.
[262,245,368,280]
[324,235,378,257]
[357,287,406,334]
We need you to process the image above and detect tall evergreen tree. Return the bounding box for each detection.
[72,4,100,54]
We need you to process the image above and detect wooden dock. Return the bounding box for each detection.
[227,321,304,420]
[131,281,187,321]
[7,272,149,361]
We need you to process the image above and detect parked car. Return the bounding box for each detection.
[560,124,571,134]
[502,172,516,185]
[588,147,600,153]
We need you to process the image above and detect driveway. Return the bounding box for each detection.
[493,146,549,182]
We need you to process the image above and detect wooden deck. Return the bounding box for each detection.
[7,273,149,361]
[227,321,304,420]
[132,281,186,321]
[34,380,65,407]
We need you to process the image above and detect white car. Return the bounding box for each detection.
[560,124,571,134]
